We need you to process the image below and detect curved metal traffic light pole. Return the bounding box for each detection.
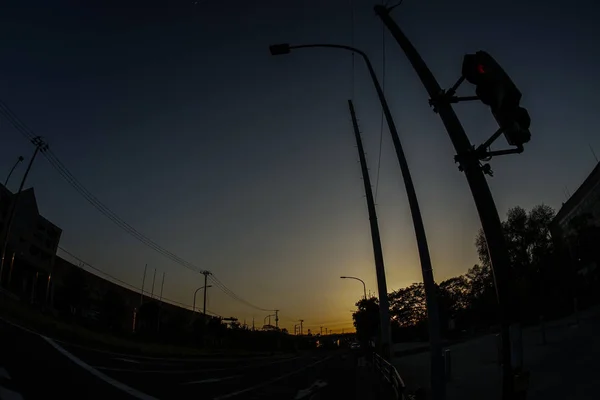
[270,42,443,369]
[340,276,367,300]
[374,6,521,400]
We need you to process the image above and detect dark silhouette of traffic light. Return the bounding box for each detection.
[462,51,531,147]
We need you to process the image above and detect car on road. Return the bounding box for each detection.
[350,342,360,350]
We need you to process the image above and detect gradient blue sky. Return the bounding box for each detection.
[1,0,599,332]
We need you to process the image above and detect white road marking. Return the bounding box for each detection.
[294,379,328,399]
[114,358,141,364]
[213,356,333,400]
[94,355,303,374]
[37,338,279,363]
[0,316,39,335]
[0,367,11,380]
[41,336,159,400]
[0,315,275,365]
[0,386,23,400]
[183,375,239,385]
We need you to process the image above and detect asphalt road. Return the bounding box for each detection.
[0,318,383,400]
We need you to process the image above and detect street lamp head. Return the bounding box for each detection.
[18,156,24,162]
[340,276,347,279]
[269,43,291,56]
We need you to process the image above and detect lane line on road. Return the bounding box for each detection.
[0,367,11,380]
[93,355,304,374]
[182,375,239,385]
[38,338,282,363]
[0,385,24,400]
[114,358,141,364]
[0,317,39,336]
[41,336,159,400]
[294,379,328,400]
[213,355,333,400]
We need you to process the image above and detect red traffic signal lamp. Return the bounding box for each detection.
[462,51,530,146]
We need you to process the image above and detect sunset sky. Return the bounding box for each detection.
[1,0,599,332]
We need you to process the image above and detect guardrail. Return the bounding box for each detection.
[372,352,407,400]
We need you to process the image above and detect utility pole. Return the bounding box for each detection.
[252,317,255,331]
[0,137,47,285]
[325,327,328,335]
[348,100,393,360]
[274,309,279,329]
[140,264,147,305]
[202,271,211,315]
[157,272,165,332]
[375,6,520,399]
[150,268,156,299]
[299,319,304,335]
[159,272,165,302]
[320,326,323,336]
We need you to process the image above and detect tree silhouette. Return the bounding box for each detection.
[476,205,556,321]
[438,276,469,333]
[352,203,567,343]
[389,283,427,328]
[352,297,380,344]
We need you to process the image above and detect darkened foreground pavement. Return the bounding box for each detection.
[393,306,600,400]
[0,318,387,399]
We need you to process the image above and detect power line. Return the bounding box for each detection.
[208,274,273,312]
[374,19,386,202]
[0,101,203,275]
[387,0,405,12]
[57,246,221,317]
[0,100,271,314]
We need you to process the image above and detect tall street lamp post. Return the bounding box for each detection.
[340,276,367,300]
[269,43,443,372]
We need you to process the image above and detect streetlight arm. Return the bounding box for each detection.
[340,276,367,300]
[341,276,365,286]
[288,44,368,60]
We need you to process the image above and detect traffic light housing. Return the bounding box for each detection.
[462,51,530,147]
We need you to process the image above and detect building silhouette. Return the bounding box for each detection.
[0,184,62,303]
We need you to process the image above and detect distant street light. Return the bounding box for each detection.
[192,285,212,313]
[340,276,367,300]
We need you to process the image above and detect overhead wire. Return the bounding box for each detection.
[387,0,405,13]
[0,100,271,313]
[0,102,202,275]
[57,246,222,317]
[208,274,273,312]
